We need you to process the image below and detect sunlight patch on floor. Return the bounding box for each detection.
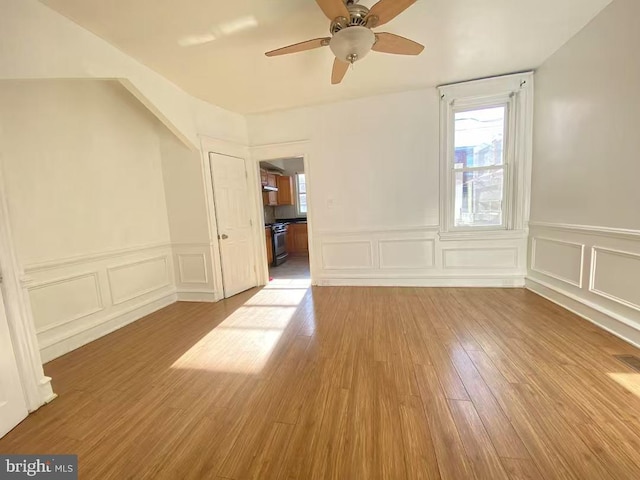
[608,372,640,398]
[266,278,312,288]
[170,285,308,375]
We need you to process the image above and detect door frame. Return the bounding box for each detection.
[250,141,316,285]
[0,162,55,413]
[199,136,263,298]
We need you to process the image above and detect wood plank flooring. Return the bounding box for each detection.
[2,285,640,479]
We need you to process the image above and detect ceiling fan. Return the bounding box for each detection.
[265,0,424,84]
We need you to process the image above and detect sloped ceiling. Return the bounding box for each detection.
[40,0,612,114]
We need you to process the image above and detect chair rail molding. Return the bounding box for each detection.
[528,221,640,240]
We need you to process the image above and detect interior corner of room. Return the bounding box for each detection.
[2,0,640,478]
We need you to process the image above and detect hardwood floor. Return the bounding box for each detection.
[2,286,640,479]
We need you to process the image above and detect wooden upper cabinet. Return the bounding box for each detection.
[266,173,277,188]
[260,169,268,186]
[263,191,278,206]
[276,176,295,206]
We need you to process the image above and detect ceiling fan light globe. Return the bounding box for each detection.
[329,26,375,63]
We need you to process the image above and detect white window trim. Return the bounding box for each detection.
[438,72,534,240]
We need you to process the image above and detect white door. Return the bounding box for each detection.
[209,153,257,298]
[0,285,28,438]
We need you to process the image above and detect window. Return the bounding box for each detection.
[296,173,307,215]
[454,106,507,228]
[439,73,533,235]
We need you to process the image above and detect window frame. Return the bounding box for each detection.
[295,172,307,216]
[439,73,533,237]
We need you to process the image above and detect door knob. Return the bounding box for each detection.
[220,234,229,240]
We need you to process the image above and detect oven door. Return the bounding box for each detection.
[272,228,289,266]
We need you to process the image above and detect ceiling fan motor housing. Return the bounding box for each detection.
[330,3,371,34]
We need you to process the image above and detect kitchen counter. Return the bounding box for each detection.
[276,218,307,224]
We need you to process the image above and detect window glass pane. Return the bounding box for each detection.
[297,174,306,193]
[454,106,505,169]
[454,168,504,227]
[298,193,307,213]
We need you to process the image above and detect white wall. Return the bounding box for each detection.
[159,130,217,301]
[0,0,248,148]
[1,80,171,264]
[0,79,178,361]
[0,0,250,361]
[249,90,528,286]
[527,0,640,346]
[249,90,440,231]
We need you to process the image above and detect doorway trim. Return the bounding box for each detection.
[0,163,55,412]
[250,141,315,285]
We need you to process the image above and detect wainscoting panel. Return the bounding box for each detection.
[28,272,103,334]
[107,256,170,305]
[172,243,218,302]
[321,241,374,270]
[379,239,435,270]
[590,247,640,312]
[527,222,640,349]
[531,237,584,287]
[178,253,208,284]
[23,243,177,362]
[315,227,526,286]
[443,247,518,270]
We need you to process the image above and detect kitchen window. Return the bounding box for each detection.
[296,173,307,215]
[439,73,533,236]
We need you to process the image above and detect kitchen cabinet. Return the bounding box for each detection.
[266,173,277,188]
[265,227,273,265]
[286,223,308,255]
[263,191,278,206]
[276,176,295,206]
[260,170,278,188]
[261,170,279,207]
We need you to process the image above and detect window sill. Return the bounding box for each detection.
[438,229,528,242]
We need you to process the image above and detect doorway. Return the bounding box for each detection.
[259,158,310,283]
[209,152,258,298]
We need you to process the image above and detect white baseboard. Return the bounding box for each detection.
[317,276,525,288]
[525,277,640,349]
[39,291,178,362]
[176,290,218,302]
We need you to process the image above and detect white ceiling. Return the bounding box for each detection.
[40,0,611,114]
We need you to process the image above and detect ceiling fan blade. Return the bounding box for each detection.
[373,33,424,55]
[365,0,417,27]
[265,37,331,57]
[315,0,350,21]
[332,58,349,85]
